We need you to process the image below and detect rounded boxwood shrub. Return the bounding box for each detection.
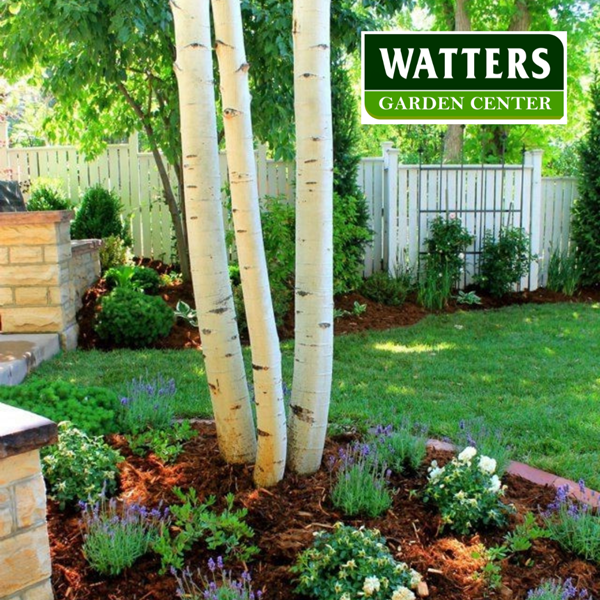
[95,287,174,348]
[71,184,131,245]
[132,266,161,294]
[28,178,72,211]
[0,379,120,436]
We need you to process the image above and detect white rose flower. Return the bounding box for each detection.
[341,594,352,600]
[363,576,381,596]
[488,474,502,493]
[391,586,416,600]
[479,455,497,474]
[458,446,477,462]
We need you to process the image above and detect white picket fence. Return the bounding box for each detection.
[0,126,293,260]
[0,124,578,291]
[359,145,578,291]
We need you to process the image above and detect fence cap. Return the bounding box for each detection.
[0,402,57,459]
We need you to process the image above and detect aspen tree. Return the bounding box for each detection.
[170,0,256,464]
[288,0,335,474]
[212,0,287,487]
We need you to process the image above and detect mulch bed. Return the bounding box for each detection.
[76,258,600,350]
[48,422,599,600]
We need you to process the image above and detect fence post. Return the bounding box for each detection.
[381,142,399,274]
[0,119,11,180]
[524,149,543,291]
[128,133,142,257]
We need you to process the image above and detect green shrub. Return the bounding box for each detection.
[71,184,131,244]
[418,215,472,310]
[572,75,600,286]
[42,422,123,509]
[27,178,72,211]
[360,270,412,306]
[547,249,581,296]
[425,215,473,282]
[423,446,510,534]
[99,235,132,272]
[477,227,531,297]
[291,523,423,600]
[333,192,373,294]
[81,498,166,576]
[132,266,161,294]
[105,265,161,295]
[0,380,120,436]
[95,287,174,348]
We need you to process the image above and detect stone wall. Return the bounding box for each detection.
[71,240,102,311]
[0,404,57,600]
[0,211,101,349]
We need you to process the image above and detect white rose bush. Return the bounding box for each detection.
[291,523,423,600]
[423,446,511,534]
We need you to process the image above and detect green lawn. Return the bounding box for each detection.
[29,302,600,488]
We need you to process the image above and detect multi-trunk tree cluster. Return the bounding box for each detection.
[170,0,333,486]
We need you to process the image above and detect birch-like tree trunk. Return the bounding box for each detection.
[211,0,286,487]
[170,0,256,464]
[287,0,334,475]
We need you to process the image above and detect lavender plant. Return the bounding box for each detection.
[330,441,393,517]
[370,423,428,475]
[527,578,591,599]
[173,558,263,600]
[80,498,167,575]
[118,373,176,434]
[543,482,600,563]
[423,446,510,534]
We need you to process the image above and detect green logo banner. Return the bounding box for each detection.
[361,32,567,124]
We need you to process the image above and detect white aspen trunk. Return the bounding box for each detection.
[211,0,286,487]
[170,0,256,464]
[287,0,334,475]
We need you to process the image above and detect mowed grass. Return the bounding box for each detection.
[29,302,600,488]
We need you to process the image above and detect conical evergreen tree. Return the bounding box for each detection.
[572,75,600,286]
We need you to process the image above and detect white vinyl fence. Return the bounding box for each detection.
[0,123,578,291]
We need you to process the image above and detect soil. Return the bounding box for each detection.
[76,259,600,350]
[48,423,600,600]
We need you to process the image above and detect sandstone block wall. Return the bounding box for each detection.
[0,211,101,349]
[0,404,57,600]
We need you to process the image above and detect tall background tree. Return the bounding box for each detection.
[572,75,600,286]
[0,0,191,279]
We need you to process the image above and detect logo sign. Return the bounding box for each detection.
[361,32,567,125]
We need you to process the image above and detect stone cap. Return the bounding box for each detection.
[0,210,74,226]
[0,402,57,459]
[71,239,103,256]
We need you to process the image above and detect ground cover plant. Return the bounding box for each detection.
[31,302,600,488]
[0,379,120,436]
